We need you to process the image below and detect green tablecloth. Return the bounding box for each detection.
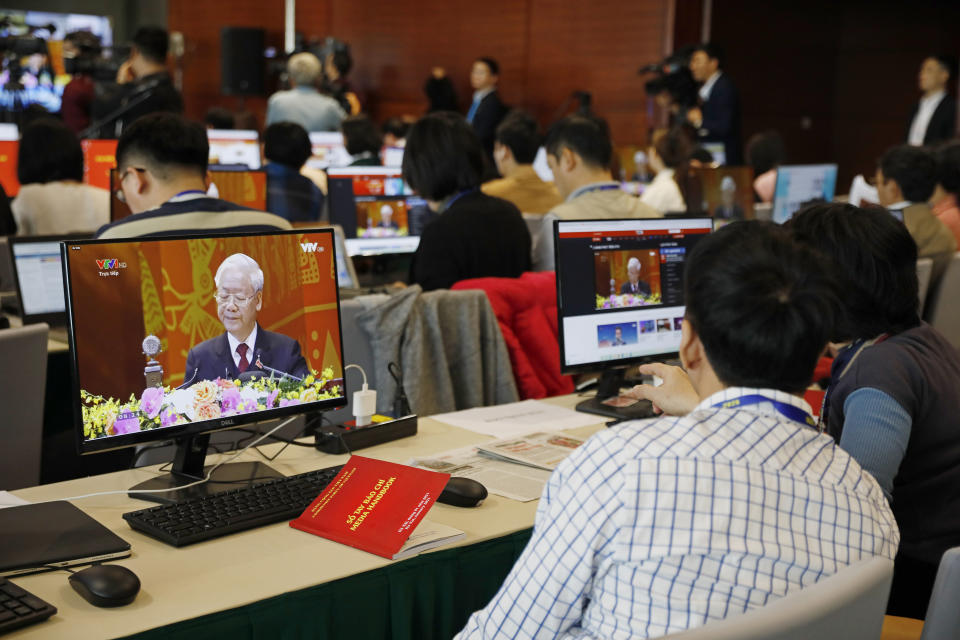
[122,529,533,640]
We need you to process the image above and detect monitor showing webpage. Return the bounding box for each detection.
[772,164,838,224]
[306,132,351,169]
[555,217,713,371]
[10,239,66,320]
[62,229,346,451]
[327,167,431,239]
[207,129,261,169]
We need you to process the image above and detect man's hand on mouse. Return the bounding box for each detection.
[624,363,699,416]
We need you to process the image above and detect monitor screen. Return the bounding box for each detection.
[81,139,117,191]
[63,229,347,455]
[0,139,18,196]
[532,147,554,182]
[702,142,727,166]
[109,169,268,221]
[327,167,431,239]
[306,132,351,169]
[344,236,420,257]
[207,129,261,169]
[381,145,404,168]
[690,166,754,222]
[9,236,70,324]
[555,217,713,372]
[772,164,838,224]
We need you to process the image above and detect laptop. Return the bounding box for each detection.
[0,501,131,577]
[8,235,91,342]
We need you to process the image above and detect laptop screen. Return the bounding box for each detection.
[10,239,67,323]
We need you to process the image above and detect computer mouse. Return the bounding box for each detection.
[438,477,488,508]
[68,564,141,607]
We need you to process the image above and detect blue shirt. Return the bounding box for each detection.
[265,86,346,132]
[264,163,325,223]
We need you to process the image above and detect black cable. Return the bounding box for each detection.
[128,441,174,469]
[230,427,315,447]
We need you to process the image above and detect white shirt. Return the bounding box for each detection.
[227,324,258,370]
[640,168,686,214]
[698,71,722,101]
[455,387,898,640]
[908,90,946,146]
[12,182,109,236]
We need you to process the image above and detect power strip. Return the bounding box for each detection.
[313,415,418,454]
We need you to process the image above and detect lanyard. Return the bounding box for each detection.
[713,394,816,429]
[570,183,620,199]
[443,188,476,211]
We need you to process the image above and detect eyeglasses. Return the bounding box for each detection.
[213,292,256,306]
[115,167,147,204]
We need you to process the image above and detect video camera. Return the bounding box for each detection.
[639,45,698,110]
[63,31,127,83]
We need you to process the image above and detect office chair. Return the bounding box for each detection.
[916,257,933,316]
[0,322,48,490]
[924,252,960,346]
[662,556,894,640]
[919,547,960,640]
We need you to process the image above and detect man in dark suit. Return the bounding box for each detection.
[906,55,957,147]
[687,43,742,165]
[620,257,652,296]
[184,253,309,385]
[466,57,508,161]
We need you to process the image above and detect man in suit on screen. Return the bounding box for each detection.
[183,253,309,385]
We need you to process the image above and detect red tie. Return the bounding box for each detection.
[236,343,249,373]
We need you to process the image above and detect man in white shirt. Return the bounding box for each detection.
[906,55,956,147]
[456,222,898,640]
[687,43,742,165]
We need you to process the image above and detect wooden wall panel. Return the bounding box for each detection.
[168,0,668,146]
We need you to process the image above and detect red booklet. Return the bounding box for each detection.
[290,456,451,559]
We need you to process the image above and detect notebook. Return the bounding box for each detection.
[0,501,132,577]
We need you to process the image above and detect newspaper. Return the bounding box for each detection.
[476,432,585,472]
[409,446,552,502]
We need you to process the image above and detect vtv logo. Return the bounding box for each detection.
[300,242,324,253]
[96,259,118,269]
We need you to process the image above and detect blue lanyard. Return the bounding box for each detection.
[572,183,620,198]
[712,394,816,429]
[444,188,476,210]
[173,189,206,198]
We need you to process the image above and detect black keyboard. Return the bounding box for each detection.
[123,465,343,547]
[0,577,56,635]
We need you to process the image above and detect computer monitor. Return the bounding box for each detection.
[702,142,727,166]
[532,147,554,182]
[289,223,359,289]
[306,132,351,170]
[0,139,17,197]
[326,167,431,239]
[689,166,755,222]
[381,145,404,168]
[207,129,261,169]
[8,234,91,325]
[81,139,118,191]
[554,217,714,419]
[771,164,838,224]
[109,169,268,221]
[62,228,347,504]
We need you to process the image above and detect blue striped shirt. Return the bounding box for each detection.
[455,387,899,639]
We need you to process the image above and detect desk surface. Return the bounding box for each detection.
[9,395,602,639]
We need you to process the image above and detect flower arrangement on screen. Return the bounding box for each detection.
[595,292,661,310]
[80,368,340,440]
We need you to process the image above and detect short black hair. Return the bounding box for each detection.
[693,42,725,68]
[382,117,410,140]
[341,115,383,156]
[115,113,208,179]
[330,48,352,76]
[264,121,312,169]
[18,118,83,185]
[746,130,786,176]
[204,107,235,130]
[132,26,168,64]
[402,112,484,201]
[935,141,960,197]
[684,221,840,393]
[788,203,920,342]
[475,57,499,76]
[929,54,956,80]
[879,144,937,202]
[494,110,541,164]
[544,114,613,169]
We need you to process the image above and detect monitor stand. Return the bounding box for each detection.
[575,366,656,422]
[128,433,284,505]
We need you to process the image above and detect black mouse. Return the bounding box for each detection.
[438,477,488,507]
[69,564,141,607]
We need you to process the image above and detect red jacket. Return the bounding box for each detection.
[453,271,575,399]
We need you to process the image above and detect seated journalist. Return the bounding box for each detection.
[457,221,897,640]
[481,110,561,214]
[264,121,325,223]
[789,202,960,619]
[184,253,309,386]
[96,113,291,239]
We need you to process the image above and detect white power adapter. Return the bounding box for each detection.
[346,363,376,427]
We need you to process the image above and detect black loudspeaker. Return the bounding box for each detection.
[221,27,265,96]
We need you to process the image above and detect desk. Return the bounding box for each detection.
[9,395,603,639]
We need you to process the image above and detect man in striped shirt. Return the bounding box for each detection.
[456,222,898,640]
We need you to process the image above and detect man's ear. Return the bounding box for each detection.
[678,318,704,373]
[255,290,263,312]
[560,147,577,173]
[131,169,150,196]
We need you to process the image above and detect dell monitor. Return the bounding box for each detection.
[771,164,838,224]
[326,167,432,239]
[62,228,347,504]
[555,217,714,419]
